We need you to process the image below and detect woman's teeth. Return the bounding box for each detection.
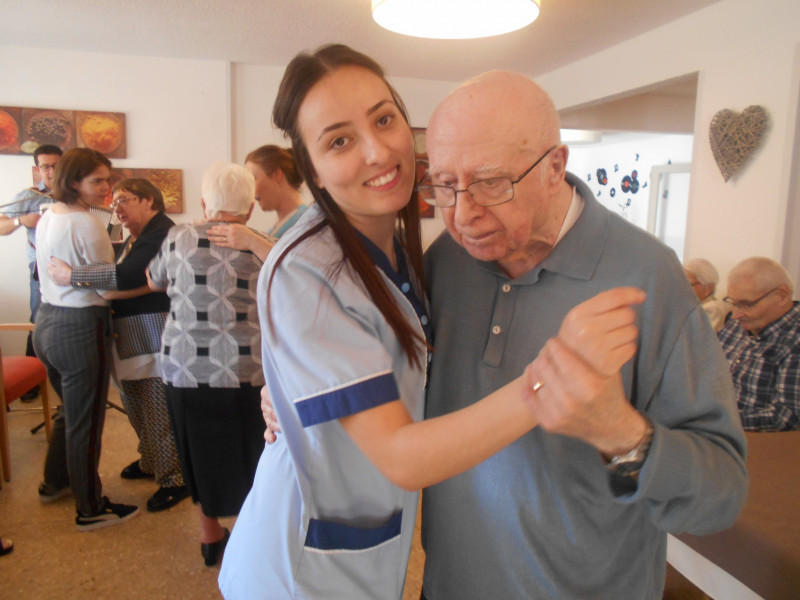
[366,168,398,187]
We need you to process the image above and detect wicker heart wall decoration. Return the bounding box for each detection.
[709,105,768,182]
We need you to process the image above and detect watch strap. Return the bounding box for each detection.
[607,416,654,481]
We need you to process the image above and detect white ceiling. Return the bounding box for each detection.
[2,0,721,83]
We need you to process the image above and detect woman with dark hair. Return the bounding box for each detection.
[207,145,306,257]
[47,178,187,513]
[218,45,540,599]
[33,148,139,531]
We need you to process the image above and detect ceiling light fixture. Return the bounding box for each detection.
[372,0,540,40]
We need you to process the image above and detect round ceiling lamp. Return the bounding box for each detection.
[372,0,540,40]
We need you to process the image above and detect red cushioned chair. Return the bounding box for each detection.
[0,323,53,484]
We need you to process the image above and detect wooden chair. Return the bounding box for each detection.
[0,323,53,483]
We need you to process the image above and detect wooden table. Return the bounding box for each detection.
[669,431,800,599]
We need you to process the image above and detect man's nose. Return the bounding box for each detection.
[452,189,484,224]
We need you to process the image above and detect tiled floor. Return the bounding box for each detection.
[2,388,706,600]
[0,388,424,599]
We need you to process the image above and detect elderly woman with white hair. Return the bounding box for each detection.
[684,257,732,332]
[147,162,266,567]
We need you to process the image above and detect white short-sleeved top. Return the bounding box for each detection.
[36,208,114,307]
[219,206,429,600]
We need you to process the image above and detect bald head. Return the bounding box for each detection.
[728,257,793,293]
[726,257,794,333]
[428,71,560,158]
[424,71,572,277]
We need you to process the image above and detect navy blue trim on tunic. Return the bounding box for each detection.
[305,511,403,551]
[296,371,400,427]
[355,231,433,345]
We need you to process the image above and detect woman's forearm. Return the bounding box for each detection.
[340,376,536,491]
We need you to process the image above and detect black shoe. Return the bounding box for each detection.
[0,537,14,557]
[120,460,153,480]
[75,497,139,532]
[20,386,40,403]
[201,528,230,567]
[146,485,190,513]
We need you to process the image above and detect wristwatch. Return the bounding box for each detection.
[13,217,21,228]
[607,416,654,480]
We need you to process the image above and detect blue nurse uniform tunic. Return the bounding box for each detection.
[220,206,430,599]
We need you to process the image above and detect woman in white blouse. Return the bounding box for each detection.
[34,148,139,531]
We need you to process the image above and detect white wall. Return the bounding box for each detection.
[567,134,694,230]
[539,0,800,296]
[0,47,456,352]
[4,0,800,348]
[0,46,230,350]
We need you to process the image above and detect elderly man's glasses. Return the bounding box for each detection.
[723,287,780,311]
[417,145,557,208]
[111,195,140,208]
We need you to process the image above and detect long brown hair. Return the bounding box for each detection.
[269,44,426,369]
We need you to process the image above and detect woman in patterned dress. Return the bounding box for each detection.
[147,162,266,566]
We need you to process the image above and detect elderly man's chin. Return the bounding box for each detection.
[737,318,758,332]
[450,229,507,262]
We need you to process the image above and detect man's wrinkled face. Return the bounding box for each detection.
[726,278,788,333]
[428,138,551,266]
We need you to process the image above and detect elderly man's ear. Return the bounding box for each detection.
[776,283,793,304]
[546,145,569,187]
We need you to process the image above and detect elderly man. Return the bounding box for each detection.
[419,72,747,600]
[718,257,799,431]
[683,257,731,331]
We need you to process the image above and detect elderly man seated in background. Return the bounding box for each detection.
[718,256,800,431]
[683,257,731,332]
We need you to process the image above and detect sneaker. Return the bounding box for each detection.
[75,497,140,532]
[39,482,71,504]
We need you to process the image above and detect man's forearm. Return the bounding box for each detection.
[0,215,19,236]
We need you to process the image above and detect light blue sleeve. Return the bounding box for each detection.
[261,248,401,428]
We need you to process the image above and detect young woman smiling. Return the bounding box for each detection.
[218,45,539,599]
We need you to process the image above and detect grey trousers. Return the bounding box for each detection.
[34,303,112,516]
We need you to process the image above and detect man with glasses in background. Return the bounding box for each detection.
[718,256,799,431]
[418,71,748,599]
[0,145,62,397]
